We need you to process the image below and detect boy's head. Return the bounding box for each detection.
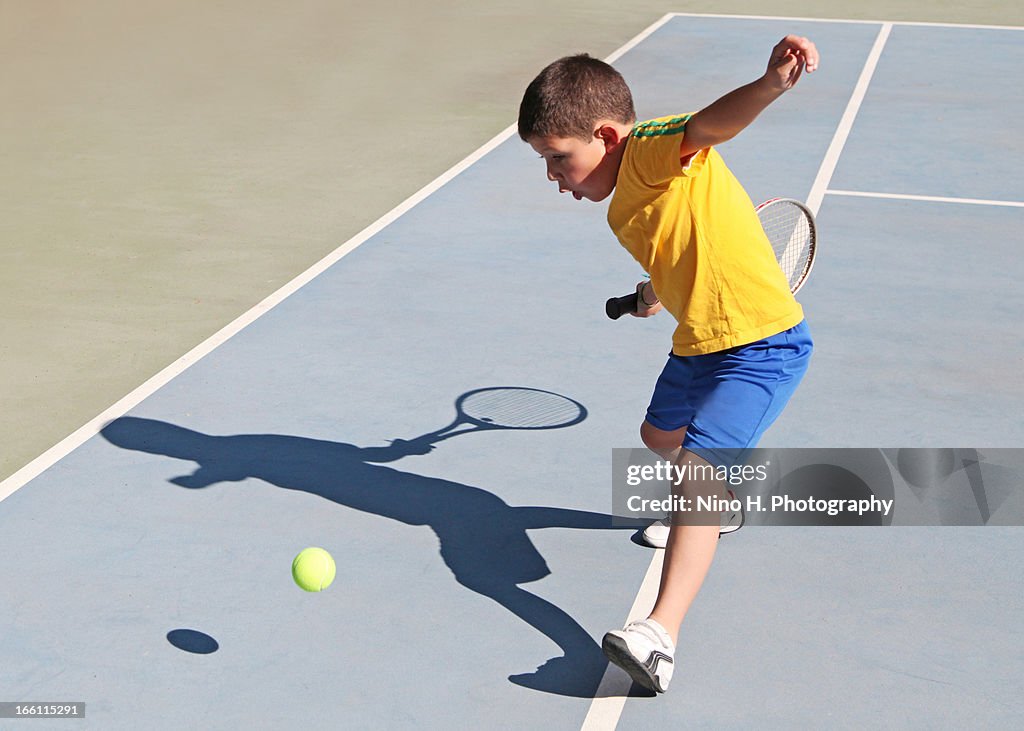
[518,54,636,202]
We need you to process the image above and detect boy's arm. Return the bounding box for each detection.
[680,35,819,158]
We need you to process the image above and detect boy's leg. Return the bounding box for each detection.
[602,446,724,693]
[604,323,813,691]
[640,419,685,462]
[602,422,723,692]
[639,421,745,547]
[629,367,724,648]
[649,323,812,643]
[640,419,726,642]
[637,366,691,549]
[647,447,725,645]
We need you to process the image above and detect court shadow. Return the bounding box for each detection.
[166,628,219,655]
[100,393,647,698]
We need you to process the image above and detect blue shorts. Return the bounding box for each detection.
[645,321,813,467]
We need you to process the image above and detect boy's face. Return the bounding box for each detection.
[528,124,628,203]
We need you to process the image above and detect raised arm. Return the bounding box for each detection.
[680,36,819,158]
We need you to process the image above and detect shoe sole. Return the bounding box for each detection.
[601,633,664,693]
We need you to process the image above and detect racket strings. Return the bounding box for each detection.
[460,389,583,429]
[759,202,813,290]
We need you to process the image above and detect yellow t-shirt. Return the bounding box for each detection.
[607,114,804,356]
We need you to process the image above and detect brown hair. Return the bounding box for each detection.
[518,54,636,142]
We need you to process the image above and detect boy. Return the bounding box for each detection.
[518,36,818,693]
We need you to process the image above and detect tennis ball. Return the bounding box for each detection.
[292,547,336,592]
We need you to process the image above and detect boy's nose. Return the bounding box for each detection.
[547,169,559,182]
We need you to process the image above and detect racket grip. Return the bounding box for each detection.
[605,292,639,320]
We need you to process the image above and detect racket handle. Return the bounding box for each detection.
[605,292,639,320]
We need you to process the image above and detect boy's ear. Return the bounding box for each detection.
[594,124,627,150]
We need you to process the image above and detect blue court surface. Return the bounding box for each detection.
[2,14,1023,729]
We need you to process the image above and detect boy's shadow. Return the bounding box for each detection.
[101,388,648,698]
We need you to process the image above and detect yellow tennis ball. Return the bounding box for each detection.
[292,547,336,592]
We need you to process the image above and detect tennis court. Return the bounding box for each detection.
[2,11,1022,730]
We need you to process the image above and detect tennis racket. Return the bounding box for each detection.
[605,197,817,319]
[419,387,587,443]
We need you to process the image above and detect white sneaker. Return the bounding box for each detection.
[641,489,744,548]
[602,618,675,693]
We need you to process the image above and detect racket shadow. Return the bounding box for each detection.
[100,389,648,699]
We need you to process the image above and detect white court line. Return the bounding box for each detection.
[576,18,680,729]
[2,8,1009,724]
[580,550,665,731]
[806,23,892,215]
[0,17,679,499]
[606,13,675,63]
[668,12,1024,31]
[2,11,1007,502]
[3,144,525,503]
[13,6,700,504]
[828,190,1024,208]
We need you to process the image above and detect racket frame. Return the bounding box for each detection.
[754,197,817,295]
[421,386,587,443]
[605,197,817,319]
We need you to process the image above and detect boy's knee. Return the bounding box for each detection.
[640,420,687,454]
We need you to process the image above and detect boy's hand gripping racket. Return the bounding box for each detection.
[605,197,817,319]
